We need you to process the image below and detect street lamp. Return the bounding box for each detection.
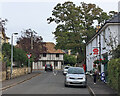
[10,32,18,79]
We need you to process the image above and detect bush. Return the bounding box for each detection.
[107,58,120,92]
[112,45,120,59]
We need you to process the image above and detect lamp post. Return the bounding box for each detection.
[10,33,18,79]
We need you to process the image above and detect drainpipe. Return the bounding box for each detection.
[99,33,101,73]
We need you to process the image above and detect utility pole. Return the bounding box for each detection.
[31,32,33,50]
[30,30,37,73]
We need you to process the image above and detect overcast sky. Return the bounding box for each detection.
[0,0,120,44]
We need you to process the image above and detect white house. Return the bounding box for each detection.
[86,13,120,72]
[33,42,65,70]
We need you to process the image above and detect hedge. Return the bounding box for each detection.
[107,58,120,93]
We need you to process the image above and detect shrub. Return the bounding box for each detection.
[107,58,120,92]
[112,45,120,59]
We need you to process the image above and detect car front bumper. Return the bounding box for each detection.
[65,79,87,86]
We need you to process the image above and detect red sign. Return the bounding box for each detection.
[27,54,32,59]
[93,48,99,55]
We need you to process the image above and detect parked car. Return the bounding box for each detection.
[45,64,53,71]
[63,66,71,75]
[64,67,87,87]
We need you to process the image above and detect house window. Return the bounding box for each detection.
[54,61,58,67]
[43,61,46,66]
[56,54,59,57]
[43,53,46,57]
[103,30,105,48]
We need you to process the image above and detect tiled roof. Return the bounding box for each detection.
[41,42,65,54]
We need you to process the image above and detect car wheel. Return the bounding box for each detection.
[64,83,68,87]
[64,81,68,87]
[83,85,87,88]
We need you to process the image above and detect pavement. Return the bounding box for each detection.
[87,75,118,96]
[1,71,41,91]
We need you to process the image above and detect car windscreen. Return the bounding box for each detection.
[68,68,84,74]
[65,67,69,69]
[46,64,51,66]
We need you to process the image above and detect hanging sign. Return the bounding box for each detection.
[93,48,99,55]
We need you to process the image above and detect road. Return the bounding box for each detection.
[2,70,90,95]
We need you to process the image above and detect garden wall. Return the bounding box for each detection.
[0,67,31,81]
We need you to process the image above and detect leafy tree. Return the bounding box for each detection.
[47,1,110,63]
[2,43,28,67]
[64,54,77,66]
[13,47,28,67]
[0,18,8,29]
[17,29,45,62]
[109,11,118,18]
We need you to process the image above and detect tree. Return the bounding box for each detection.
[64,54,77,66]
[2,43,28,67]
[17,29,45,62]
[109,11,118,18]
[13,47,28,67]
[0,18,8,29]
[47,1,110,63]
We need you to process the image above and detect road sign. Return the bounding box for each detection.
[27,54,32,59]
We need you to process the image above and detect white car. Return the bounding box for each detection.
[64,67,87,87]
[63,66,70,75]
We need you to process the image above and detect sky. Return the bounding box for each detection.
[0,0,120,45]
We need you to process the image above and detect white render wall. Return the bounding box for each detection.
[33,61,62,70]
[86,24,120,72]
[33,53,64,70]
[39,54,63,61]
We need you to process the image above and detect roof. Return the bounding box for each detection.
[106,12,120,23]
[40,42,65,54]
[86,12,120,45]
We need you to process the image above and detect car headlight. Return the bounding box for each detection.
[66,75,70,79]
[83,76,86,80]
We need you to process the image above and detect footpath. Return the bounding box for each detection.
[1,71,41,91]
[87,75,118,96]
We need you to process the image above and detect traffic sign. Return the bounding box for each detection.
[27,54,32,59]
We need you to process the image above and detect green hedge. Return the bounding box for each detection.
[107,58,120,92]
